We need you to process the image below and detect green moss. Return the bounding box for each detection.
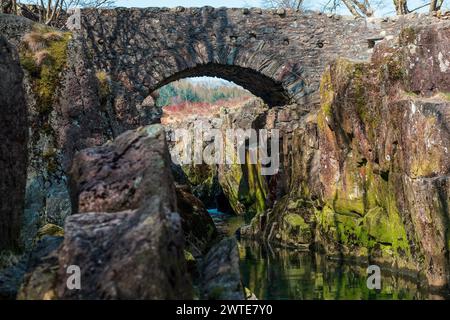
[363,206,408,250]
[42,148,59,174]
[96,70,111,103]
[320,68,334,117]
[333,198,365,217]
[399,27,417,46]
[404,91,419,98]
[35,224,64,242]
[245,151,267,215]
[284,213,308,229]
[282,213,312,244]
[20,27,72,115]
[244,287,254,299]
[439,92,450,102]
[184,250,195,262]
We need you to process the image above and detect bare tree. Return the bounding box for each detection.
[340,0,374,16]
[263,0,378,17]
[261,0,304,10]
[16,0,114,25]
[393,0,409,14]
[1,0,18,14]
[430,0,445,12]
[392,0,446,15]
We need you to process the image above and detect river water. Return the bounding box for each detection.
[208,209,450,300]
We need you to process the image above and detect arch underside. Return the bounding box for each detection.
[152,63,292,107]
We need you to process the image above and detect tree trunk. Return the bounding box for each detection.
[430,0,444,12]
[341,0,363,17]
[394,0,409,15]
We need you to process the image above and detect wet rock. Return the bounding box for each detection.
[200,237,244,300]
[176,185,218,257]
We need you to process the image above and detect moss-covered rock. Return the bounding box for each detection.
[243,24,450,288]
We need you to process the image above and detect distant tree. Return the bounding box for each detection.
[392,0,446,15]
[211,91,227,103]
[261,0,304,10]
[0,0,18,14]
[340,0,374,17]
[263,0,377,17]
[11,1,115,25]
[156,83,177,107]
[393,0,409,14]
[180,87,200,103]
[430,0,445,12]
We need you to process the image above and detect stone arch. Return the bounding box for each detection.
[150,63,292,107]
[133,40,308,108]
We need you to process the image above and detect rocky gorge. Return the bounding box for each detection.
[0,7,449,300]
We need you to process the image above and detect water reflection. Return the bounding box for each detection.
[207,209,450,300]
[239,240,449,300]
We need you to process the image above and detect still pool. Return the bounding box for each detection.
[208,209,450,300]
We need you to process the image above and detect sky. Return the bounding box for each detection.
[114,0,449,16]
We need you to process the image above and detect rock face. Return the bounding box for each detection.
[175,185,218,257]
[243,22,450,288]
[200,237,244,300]
[165,98,270,216]
[20,125,193,299]
[0,35,28,251]
[17,236,63,300]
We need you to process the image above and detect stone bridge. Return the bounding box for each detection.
[75,7,437,110]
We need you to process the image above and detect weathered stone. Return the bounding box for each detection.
[0,35,28,251]
[60,124,192,299]
[20,124,193,299]
[243,23,450,288]
[17,236,63,300]
[70,7,446,115]
[176,185,218,257]
[200,237,244,300]
[70,125,176,213]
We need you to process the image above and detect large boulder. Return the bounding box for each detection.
[20,124,193,299]
[0,35,28,251]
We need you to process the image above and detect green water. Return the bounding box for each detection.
[208,209,450,300]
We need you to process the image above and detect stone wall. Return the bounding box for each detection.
[75,8,444,108]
